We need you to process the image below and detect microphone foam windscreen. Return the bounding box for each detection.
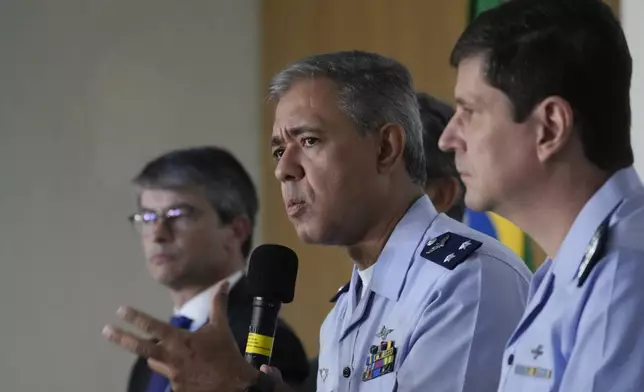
[247,244,298,303]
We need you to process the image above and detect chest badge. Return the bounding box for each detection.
[514,364,552,380]
[531,344,544,359]
[362,340,396,382]
[319,368,329,382]
[376,325,394,340]
[425,234,450,254]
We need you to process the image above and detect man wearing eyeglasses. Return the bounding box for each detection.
[125,146,309,392]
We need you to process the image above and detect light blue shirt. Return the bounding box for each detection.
[317,195,532,392]
[498,166,644,392]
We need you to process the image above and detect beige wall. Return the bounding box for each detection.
[0,0,260,390]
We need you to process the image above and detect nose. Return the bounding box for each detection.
[274,146,305,183]
[150,218,173,243]
[438,115,462,153]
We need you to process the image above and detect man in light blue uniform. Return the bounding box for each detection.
[318,195,531,392]
[440,0,644,390]
[102,51,531,392]
[497,168,644,391]
[299,91,470,392]
[266,51,531,392]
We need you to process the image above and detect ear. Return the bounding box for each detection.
[425,177,462,214]
[534,96,574,163]
[224,215,253,254]
[376,123,406,175]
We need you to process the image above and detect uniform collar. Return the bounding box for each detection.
[552,166,642,282]
[355,195,438,301]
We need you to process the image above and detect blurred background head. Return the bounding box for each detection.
[417,91,465,221]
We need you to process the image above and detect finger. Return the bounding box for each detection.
[260,365,284,382]
[116,306,177,341]
[208,280,230,325]
[102,325,164,360]
[148,359,186,391]
[148,358,174,379]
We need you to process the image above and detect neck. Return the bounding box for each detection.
[169,285,211,309]
[168,262,244,309]
[499,164,609,259]
[347,184,425,270]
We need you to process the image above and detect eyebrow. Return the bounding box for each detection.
[270,126,322,148]
[139,202,195,212]
[455,97,472,107]
[455,94,483,108]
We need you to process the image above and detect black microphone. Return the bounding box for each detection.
[244,244,298,369]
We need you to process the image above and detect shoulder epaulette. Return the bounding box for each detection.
[329,281,350,303]
[420,232,482,270]
[576,219,610,287]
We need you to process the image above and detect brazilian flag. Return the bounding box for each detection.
[463,0,539,271]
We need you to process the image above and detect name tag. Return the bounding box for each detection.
[514,364,552,379]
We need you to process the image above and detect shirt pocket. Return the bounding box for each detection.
[360,371,397,392]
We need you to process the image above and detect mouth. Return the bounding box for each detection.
[149,253,176,265]
[286,200,307,218]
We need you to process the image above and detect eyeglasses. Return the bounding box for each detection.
[128,205,201,234]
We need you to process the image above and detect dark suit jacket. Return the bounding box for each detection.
[127,279,309,391]
[297,356,318,392]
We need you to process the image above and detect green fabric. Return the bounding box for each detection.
[522,234,535,271]
[470,0,503,20]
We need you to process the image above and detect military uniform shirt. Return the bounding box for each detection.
[317,195,532,392]
[498,166,644,392]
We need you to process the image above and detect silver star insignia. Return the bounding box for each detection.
[444,253,456,263]
[319,368,329,382]
[459,240,472,251]
[376,325,394,340]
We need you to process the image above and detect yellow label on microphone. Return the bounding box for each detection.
[245,333,274,357]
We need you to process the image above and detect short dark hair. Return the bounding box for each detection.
[417,92,465,221]
[133,146,258,258]
[451,0,633,173]
[269,50,426,186]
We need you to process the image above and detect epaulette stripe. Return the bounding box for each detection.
[329,281,350,303]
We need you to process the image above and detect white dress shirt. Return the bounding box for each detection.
[356,264,375,300]
[173,270,244,331]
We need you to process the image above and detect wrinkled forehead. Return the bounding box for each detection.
[273,103,326,134]
[138,187,207,209]
[454,55,512,108]
[454,56,489,96]
[272,78,343,136]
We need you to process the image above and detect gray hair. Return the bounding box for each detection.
[133,146,258,258]
[268,50,426,186]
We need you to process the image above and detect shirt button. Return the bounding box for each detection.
[508,354,514,365]
[343,367,351,378]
